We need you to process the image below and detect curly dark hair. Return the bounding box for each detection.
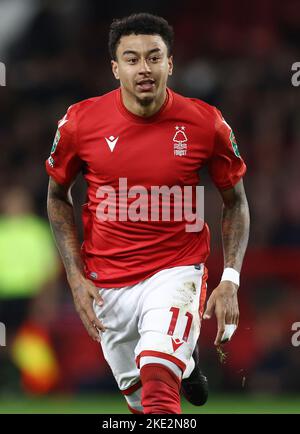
[108,13,174,60]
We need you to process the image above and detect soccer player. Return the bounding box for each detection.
[46,13,250,414]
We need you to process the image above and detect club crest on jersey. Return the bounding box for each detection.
[173,126,188,156]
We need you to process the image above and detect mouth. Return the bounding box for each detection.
[136,79,155,92]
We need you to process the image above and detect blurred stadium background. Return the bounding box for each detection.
[0,0,299,414]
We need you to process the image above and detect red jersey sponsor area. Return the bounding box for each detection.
[45,87,246,287]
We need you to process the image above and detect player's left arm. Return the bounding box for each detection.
[203,178,250,345]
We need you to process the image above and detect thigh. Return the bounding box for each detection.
[93,284,142,392]
[135,264,207,376]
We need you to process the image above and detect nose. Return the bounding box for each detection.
[138,58,151,74]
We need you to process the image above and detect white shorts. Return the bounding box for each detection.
[94,264,207,396]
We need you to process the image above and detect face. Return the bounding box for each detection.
[111,34,173,106]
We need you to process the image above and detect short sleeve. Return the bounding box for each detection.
[45,105,82,185]
[208,108,247,190]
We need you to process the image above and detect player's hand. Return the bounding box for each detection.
[203,281,239,346]
[69,275,105,343]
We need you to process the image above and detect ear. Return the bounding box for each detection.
[168,55,174,76]
[111,60,119,80]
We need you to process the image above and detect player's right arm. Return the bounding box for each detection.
[47,177,105,341]
[47,177,105,342]
[46,105,105,342]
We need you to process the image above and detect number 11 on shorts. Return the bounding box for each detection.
[167,307,193,342]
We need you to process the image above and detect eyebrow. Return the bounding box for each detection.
[122,48,162,57]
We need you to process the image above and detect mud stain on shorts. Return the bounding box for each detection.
[174,281,197,308]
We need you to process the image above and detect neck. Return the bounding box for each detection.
[120,87,167,118]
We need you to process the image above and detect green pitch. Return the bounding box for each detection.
[0,394,300,414]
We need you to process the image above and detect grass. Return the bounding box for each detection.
[0,394,300,414]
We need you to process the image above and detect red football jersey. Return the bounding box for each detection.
[46,87,246,287]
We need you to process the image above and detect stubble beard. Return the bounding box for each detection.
[135,94,155,107]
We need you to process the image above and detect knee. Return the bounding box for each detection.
[123,388,143,414]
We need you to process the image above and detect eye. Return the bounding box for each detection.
[149,56,160,63]
[127,58,138,64]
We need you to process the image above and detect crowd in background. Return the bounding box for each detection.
[0,0,299,397]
